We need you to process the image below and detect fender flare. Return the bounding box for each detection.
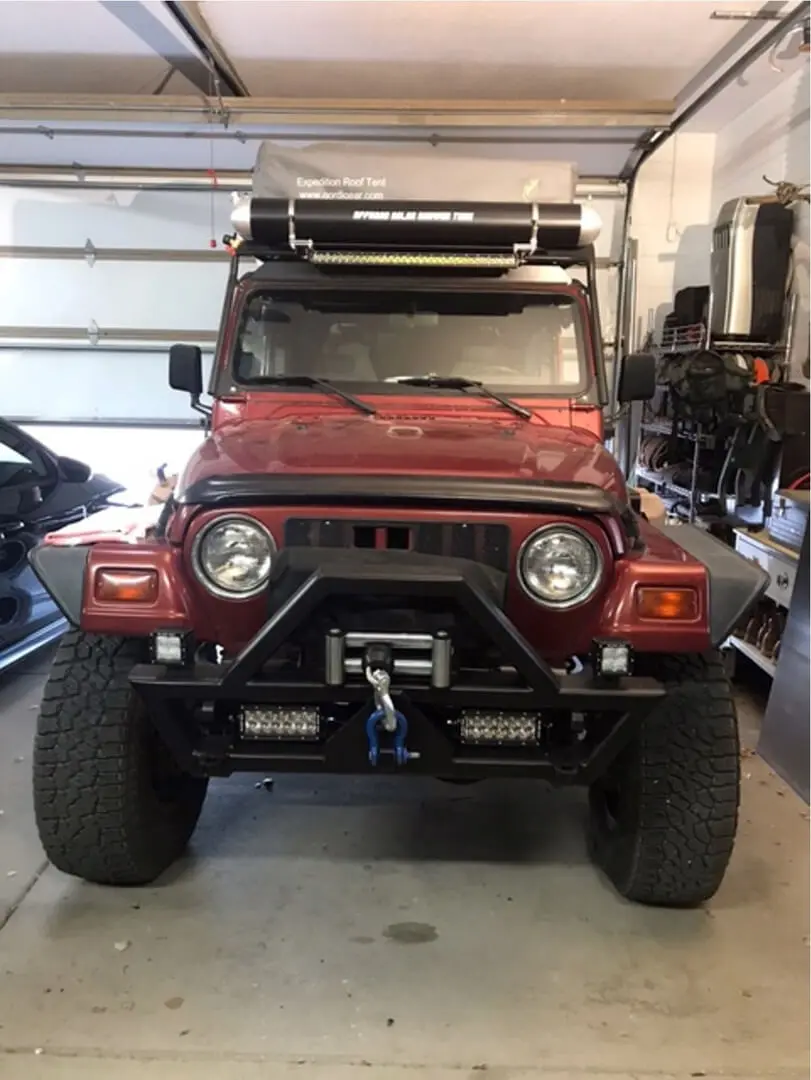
[653,522,769,646]
[28,544,90,627]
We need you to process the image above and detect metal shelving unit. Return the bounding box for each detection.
[640,418,716,443]
[712,338,793,355]
[723,523,804,680]
[635,460,722,516]
[635,468,694,502]
[655,322,707,354]
[636,418,717,522]
[635,292,796,524]
[726,634,777,678]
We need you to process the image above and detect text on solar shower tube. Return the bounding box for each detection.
[351,209,476,222]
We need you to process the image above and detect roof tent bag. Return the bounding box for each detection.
[252,141,577,204]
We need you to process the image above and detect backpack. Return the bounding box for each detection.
[662,350,753,421]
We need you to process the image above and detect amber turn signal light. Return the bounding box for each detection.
[636,587,698,620]
[94,568,159,603]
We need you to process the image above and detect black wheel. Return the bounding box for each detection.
[33,630,208,886]
[588,651,739,907]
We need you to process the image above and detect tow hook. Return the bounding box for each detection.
[364,652,418,767]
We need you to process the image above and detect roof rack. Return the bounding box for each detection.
[227,196,601,269]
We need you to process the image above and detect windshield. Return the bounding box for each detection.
[231,288,590,396]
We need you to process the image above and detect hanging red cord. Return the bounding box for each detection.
[207,161,218,248]
[787,472,810,490]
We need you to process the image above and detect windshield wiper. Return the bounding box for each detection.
[246,374,376,416]
[392,375,533,421]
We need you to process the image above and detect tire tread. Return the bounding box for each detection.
[590,651,740,907]
[33,630,206,886]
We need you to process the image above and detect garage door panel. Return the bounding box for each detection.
[2,259,228,333]
[2,187,236,249]
[2,348,214,424]
[0,129,262,171]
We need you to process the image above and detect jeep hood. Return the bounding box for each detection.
[179,415,627,499]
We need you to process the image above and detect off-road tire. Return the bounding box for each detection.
[33,630,208,886]
[588,651,739,907]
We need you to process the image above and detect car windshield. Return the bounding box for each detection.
[232,288,589,396]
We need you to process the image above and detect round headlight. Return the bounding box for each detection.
[518,526,602,608]
[193,516,275,598]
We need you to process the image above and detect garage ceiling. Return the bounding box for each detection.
[0,1,201,96]
[0,0,807,176]
[0,0,795,100]
[193,0,778,101]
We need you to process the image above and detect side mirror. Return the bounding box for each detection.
[169,344,203,396]
[169,344,211,420]
[617,351,656,403]
[57,455,92,484]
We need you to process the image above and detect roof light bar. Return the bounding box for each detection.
[307,250,522,268]
[230,197,600,263]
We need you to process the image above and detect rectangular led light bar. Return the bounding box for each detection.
[240,707,320,741]
[459,710,540,747]
[308,250,521,268]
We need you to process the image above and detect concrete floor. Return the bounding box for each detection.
[0,650,808,1080]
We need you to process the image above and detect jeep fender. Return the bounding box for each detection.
[28,543,90,627]
[653,522,768,645]
[28,503,171,629]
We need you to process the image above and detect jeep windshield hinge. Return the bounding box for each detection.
[190,394,212,426]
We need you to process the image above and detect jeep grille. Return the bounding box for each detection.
[284,519,510,573]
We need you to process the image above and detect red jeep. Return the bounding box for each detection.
[30,198,766,905]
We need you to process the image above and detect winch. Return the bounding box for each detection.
[324,629,452,688]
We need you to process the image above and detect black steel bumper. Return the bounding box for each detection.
[130,549,665,782]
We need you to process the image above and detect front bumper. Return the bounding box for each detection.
[130,549,665,781]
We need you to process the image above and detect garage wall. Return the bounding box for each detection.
[627,132,718,346]
[711,65,810,382]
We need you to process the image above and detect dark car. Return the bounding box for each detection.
[30,197,767,905]
[0,419,124,673]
